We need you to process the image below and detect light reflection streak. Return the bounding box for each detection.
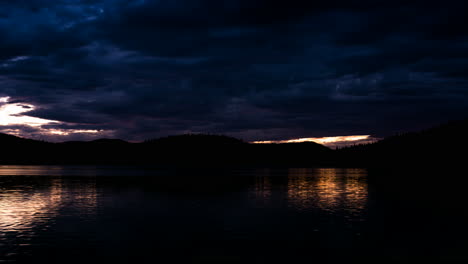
[0,177,97,234]
[252,168,368,213]
[287,168,368,212]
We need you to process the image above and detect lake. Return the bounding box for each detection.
[0,166,467,263]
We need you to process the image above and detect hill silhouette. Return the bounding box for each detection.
[0,133,332,166]
[145,134,246,146]
[0,119,466,167]
[338,119,468,167]
[140,134,333,167]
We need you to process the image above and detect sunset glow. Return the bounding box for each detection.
[0,96,106,139]
[47,129,100,136]
[252,135,376,148]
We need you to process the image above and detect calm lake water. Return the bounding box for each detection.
[0,166,467,263]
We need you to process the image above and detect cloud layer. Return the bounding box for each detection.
[1,0,467,141]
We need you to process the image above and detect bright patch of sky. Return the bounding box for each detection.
[0,96,105,140]
[252,135,378,148]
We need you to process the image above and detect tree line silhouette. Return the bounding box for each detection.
[1,119,467,168]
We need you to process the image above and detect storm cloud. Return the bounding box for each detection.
[0,0,467,141]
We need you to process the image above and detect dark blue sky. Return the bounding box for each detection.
[0,0,467,141]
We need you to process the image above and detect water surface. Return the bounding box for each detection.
[0,166,466,263]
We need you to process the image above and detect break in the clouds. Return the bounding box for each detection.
[252,135,378,149]
[0,96,107,141]
[0,0,467,142]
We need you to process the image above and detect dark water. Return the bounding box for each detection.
[0,166,466,263]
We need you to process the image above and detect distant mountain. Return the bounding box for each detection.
[0,133,45,145]
[90,139,129,144]
[145,134,246,146]
[63,138,129,145]
[0,133,332,166]
[142,134,333,167]
[337,119,468,167]
[0,133,51,164]
[1,120,466,167]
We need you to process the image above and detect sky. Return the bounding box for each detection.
[0,0,467,144]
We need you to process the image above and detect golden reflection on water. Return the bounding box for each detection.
[0,177,97,234]
[0,165,103,176]
[0,166,67,176]
[253,168,368,212]
[287,168,368,211]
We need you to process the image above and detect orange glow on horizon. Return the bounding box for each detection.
[251,135,372,147]
[47,129,100,135]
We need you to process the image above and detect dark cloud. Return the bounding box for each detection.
[0,0,468,141]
